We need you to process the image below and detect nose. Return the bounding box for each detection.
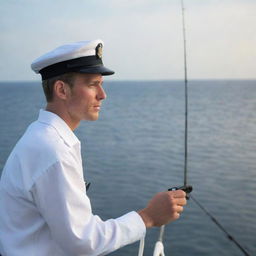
[96,85,107,101]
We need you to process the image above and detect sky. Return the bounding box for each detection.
[0,0,255,81]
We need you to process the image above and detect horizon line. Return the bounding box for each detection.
[0,78,256,83]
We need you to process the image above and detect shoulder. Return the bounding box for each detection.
[23,113,80,155]
[2,119,81,197]
[19,120,70,157]
[14,120,78,180]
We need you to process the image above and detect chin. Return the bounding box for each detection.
[86,115,99,121]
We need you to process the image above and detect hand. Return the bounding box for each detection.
[138,190,187,228]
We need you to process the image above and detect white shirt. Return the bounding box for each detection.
[0,109,146,256]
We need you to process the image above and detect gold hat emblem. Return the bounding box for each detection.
[96,43,103,59]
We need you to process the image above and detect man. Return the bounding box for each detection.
[0,39,187,255]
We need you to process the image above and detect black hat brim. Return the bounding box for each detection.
[79,65,115,76]
[40,56,115,79]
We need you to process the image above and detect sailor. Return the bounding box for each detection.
[0,39,187,255]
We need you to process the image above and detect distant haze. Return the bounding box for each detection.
[0,0,255,81]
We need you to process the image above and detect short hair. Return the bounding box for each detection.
[42,72,77,102]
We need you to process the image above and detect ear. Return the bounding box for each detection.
[53,80,70,100]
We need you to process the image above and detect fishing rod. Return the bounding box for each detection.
[178,1,252,255]
[138,2,192,255]
[151,1,192,255]
[181,0,188,187]
[139,0,251,255]
[151,1,252,256]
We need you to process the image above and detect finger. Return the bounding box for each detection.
[176,198,187,206]
[173,212,180,220]
[176,205,184,214]
[171,190,186,198]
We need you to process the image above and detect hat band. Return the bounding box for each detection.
[40,56,103,80]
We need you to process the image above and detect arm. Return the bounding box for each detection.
[32,160,145,255]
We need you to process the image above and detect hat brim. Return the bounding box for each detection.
[79,65,115,76]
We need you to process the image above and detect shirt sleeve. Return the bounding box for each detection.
[31,159,146,256]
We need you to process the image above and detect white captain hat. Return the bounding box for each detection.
[31,39,115,80]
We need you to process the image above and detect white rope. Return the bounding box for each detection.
[153,225,165,256]
[138,237,145,256]
[153,241,165,256]
[138,236,165,256]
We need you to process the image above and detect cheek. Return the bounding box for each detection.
[70,91,92,108]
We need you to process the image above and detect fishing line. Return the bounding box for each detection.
[190,195,251,256]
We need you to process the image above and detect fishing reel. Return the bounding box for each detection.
[168,185,193,199]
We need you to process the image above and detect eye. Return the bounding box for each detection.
[88,82,104,88]
[87,83,97,87]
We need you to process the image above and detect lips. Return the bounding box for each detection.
[93,105,101,111]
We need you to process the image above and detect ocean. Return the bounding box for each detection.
[0,80,255,256]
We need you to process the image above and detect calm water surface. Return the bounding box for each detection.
[0,80,255,255]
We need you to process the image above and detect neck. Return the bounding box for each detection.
[45,103,80,131]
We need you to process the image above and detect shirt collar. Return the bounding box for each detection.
[38,109,80,147]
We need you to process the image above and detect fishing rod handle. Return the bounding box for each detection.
[168,185,193,199]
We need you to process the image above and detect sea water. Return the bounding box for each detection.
[0,80,255,255]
